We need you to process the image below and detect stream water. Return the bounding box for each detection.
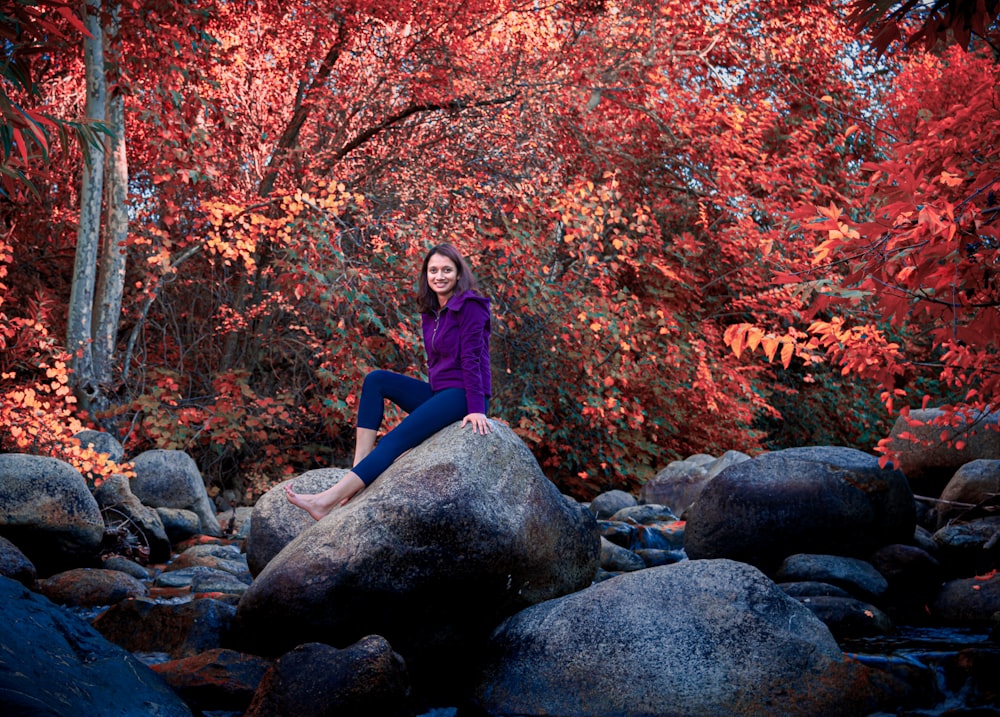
[843,625,999,715]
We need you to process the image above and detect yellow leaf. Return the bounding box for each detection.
[780,340,795,368]
[761,336,779,362]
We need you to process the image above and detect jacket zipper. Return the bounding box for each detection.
[431,309,442,351]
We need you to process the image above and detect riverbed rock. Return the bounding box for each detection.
[474,559,908,716]
[93,473,171,563]
[684,446,915,570]
[774,553,889,602]
[39,567,148,607]
[608,503,678,524]
[93,596,236,658]
[0,454,105,574]
[931,516,1000,577]
[0,575,192,717]
[936,459,1000,528]
[0,533,36,586]
[638,457,709,515]
[243,637,410,717]
[869,543,943,622]
[151,648,272,715]
[164,542,251,583]
[885,408,1000,496]
[779,581,854,599]
[131,450,222,537]
[235,421,599,699]
[794,595,894,638]
[932,572,1000,624]
[155,565,251,597]
[156,507,203,543]
[588,489,637,519]
[599,536,645,572]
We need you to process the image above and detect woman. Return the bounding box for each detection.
[285,243,493,520]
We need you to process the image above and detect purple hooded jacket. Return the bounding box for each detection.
[421,289,492,414]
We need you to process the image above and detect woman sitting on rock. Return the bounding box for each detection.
[285,243,493,520]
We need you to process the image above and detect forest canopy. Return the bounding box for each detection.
[1,0,997,500]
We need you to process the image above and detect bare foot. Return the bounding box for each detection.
[283,473,366,521]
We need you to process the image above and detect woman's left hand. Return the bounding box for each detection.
[462,412,492,435]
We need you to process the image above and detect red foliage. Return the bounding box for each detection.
[5,0,995,500]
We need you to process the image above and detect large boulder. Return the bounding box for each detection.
[885,408,1000,496]
[246,467,345,576]
[131,450,222,537]
[639,450,750,516]
[474,559,908,716]
[684,446,915,570]
[0,575,192,717]
[235,421,599,697]
[0,454,104,575]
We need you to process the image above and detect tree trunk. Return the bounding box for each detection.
[67,0,106,414]
[93,3,128,396]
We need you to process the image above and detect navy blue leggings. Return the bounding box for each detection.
[352,370,476,486]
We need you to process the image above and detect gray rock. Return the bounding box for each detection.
[93,473,171,563]
[884,407,1000,496]
[634,548,685,568]
[102,554,151,580]
[0,454,104,574]
[937,459,1000,528]
[73,428,125,463]
[931,516,1000,577]
[685,453,717,466]
[244,637,410,717]
[245,467,345,576]
[933,573,1000,623]
[588,489,637,519]
[608,503,678,524]
[705,449,752,478]
[163,545,250,583]
[774,554,889,602]
[638,458,710,515]
[235,421,599,698]
[0,533,36,586]
[599,536,646,572]
[0,575,192,716]
[794,595,894,638]
[684,446,915,570]
[155,565,250,596]
[157,506,203,543]
[869,543,942,591]
[131,450,222,536]
[475,559,908,716]
[779,581,854,599]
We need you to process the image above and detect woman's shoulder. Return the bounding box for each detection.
[448,289,490,312]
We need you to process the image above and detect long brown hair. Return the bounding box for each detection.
[416,243,477,313]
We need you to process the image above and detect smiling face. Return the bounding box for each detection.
[426,252,459,306]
